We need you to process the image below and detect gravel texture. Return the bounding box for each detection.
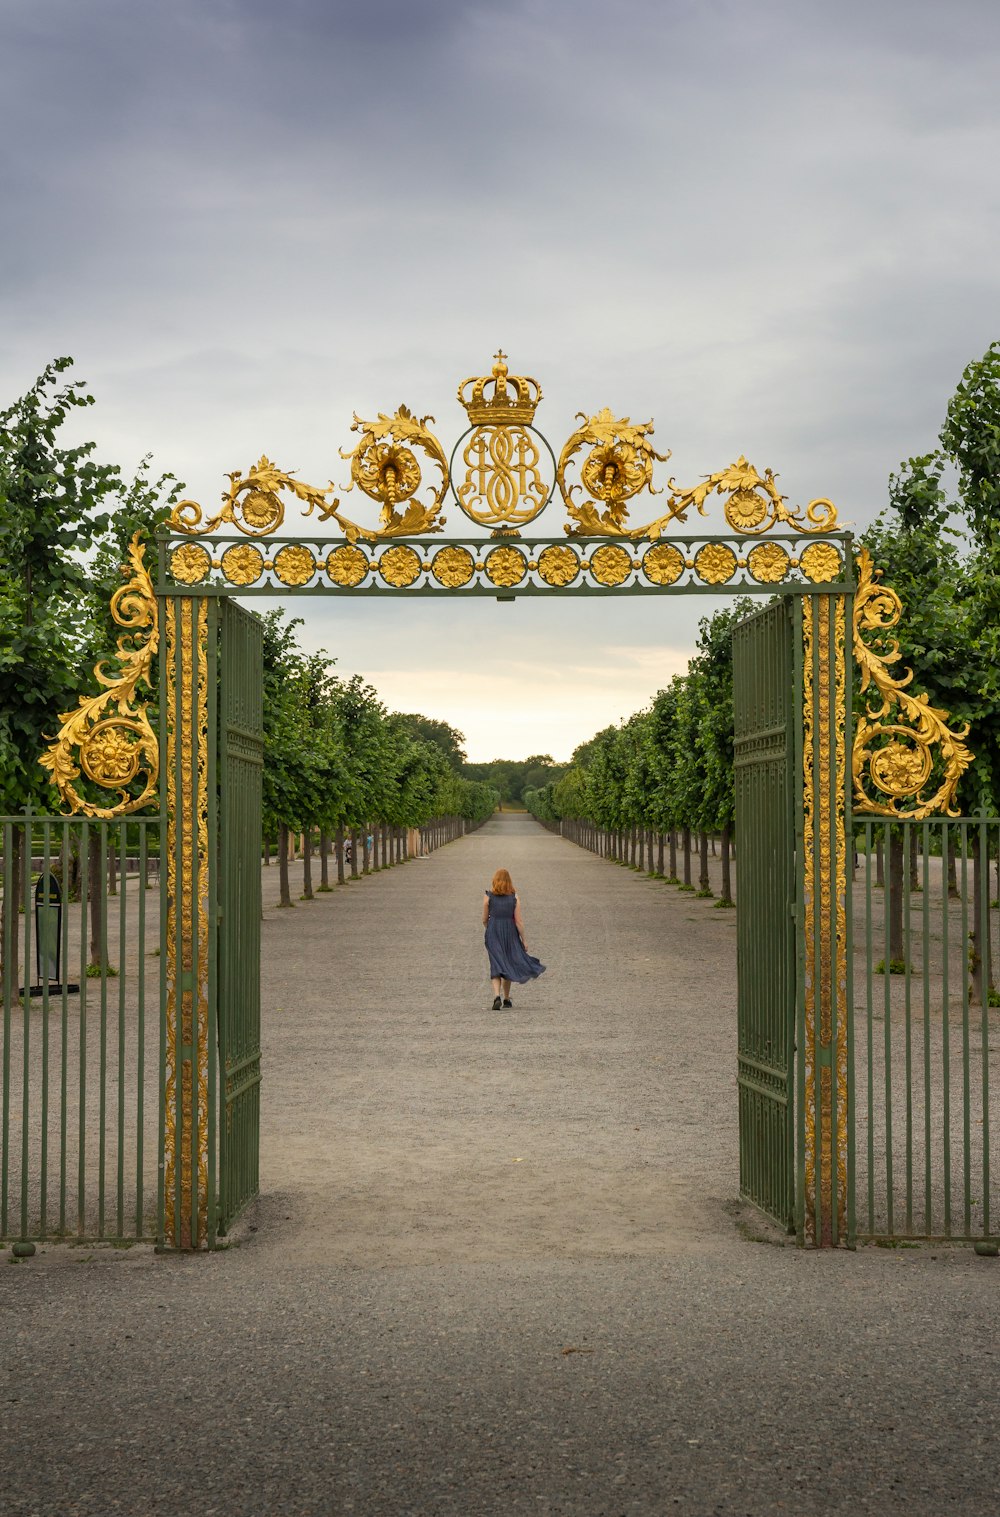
[2,813,998,1516]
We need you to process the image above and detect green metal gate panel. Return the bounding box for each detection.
[217,600,264,1233]
[733,600,796,1229]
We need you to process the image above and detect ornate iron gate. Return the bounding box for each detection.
[217,600,263,1233]
[37,351,975,1250]
[733,601,796,1230]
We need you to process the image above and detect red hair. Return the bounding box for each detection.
[491,868,515,895]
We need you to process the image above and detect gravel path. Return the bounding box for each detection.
[2,813,999,1516]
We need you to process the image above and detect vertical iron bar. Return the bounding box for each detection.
[960,823,971,1234]
[40,820,51,1237]
[59,825,70,1234]
[903,825,913,1233]
[98,823,108,1238]
[136,822,146,1238]
[78,822,89,1237]
[922,822,931,1233]
[865,821,874,1234]
[793,596,806,1244]
[117,817,127,1237]
[189,593,201,1249]
[941,823,952,1238]
[883,821,894,1236]
[207,597,218,1248]
[173,596,184,1250]
[20,813,34,1241]
[979,812,991,1238]
[1,823,13,1238]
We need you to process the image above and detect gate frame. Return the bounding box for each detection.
[147,535,855,1248]
[39,362,970,1250]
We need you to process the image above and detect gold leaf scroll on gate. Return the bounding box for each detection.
[168,406,451,546]
[558,417,840,540]
[802,596,849,1247]
[852,549,973,819]
[163,599,210,1249]
[41,533,159,817]
[163,353,848,557]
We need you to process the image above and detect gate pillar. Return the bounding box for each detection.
[161,595,214,1248]
[799,593,850,1245]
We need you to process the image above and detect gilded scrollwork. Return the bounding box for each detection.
[558,410,669,536]
[336,405,449,541]
[170,454,336,537]
[852,549,972,819]
[41,533,159,818]
[560,433,840,541]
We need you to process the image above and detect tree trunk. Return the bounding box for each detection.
[720,824,733,905]
[302,829,313,900]
[263,835,271,866]
[668,829,677,881]
[682,827,692,887]
[89,844,102,963]
[336,826,346,885]
[319,830,329,889]
[698,831,711,895]
[277,823,293,908]
[350,829,360,879]
[657,833,664,877]
[888,831,904,967]
[636,827,644,872]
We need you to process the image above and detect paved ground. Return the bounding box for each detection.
[2,813,998,1515]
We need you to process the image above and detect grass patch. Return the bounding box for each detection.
[677,883,696,893]
[874,958,907,975]
[714,898,736,909]
[85,962,118,978]
[695,888,714,899]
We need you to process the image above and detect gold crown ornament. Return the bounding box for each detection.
[457,351,542,426]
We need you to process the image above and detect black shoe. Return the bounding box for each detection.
[503,998,513,1008]
[492,996,503,1011]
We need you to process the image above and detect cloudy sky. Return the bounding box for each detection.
[4,0,1000,759]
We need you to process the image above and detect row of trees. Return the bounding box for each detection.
[524,600,745,904]
[258,612,496,906]
[525,342,1000,958]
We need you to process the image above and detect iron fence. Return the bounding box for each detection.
[0,813,162,1246]
[851,816,1000,1243]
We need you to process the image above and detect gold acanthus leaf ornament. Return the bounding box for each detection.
[40,533,159,817]
[852,549,973,819]
[558,410,669,535]
[559,421,840,539]
[169,455,337,537]
[333,405,449,542]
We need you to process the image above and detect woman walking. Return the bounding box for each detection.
[483,868,545,1010]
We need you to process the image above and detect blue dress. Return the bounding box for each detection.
[484,891,546,983]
